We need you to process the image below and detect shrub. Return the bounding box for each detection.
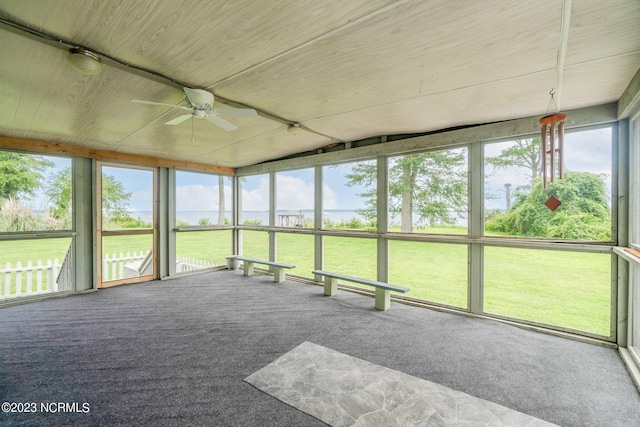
[485,172,610,240]
[0,198,63,232]
[117,216,151,228]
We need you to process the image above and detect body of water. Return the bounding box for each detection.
[130,209,467,227]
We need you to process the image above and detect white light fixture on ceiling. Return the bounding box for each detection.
[67,47,103,75]
[287,123,301,136]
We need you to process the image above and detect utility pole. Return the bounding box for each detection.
[504,183,512,211]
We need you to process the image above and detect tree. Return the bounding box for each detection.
[101,174,132,223]
[0,151,54,200]
[486,137,541,187]
[45,167,72,222]
[344,150,467,232]
[45,167,131,224]
[485,172,610,240]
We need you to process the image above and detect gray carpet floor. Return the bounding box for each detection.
[1,270,639,427]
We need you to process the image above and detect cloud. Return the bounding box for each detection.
[175,184,232,211]
[276,174,314,210]
[241,176,270,211]
[323,184,337,209]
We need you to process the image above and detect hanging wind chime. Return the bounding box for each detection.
[539,90,566,211]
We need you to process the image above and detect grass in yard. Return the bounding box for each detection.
[0,238,72,266]
[389,240,468,308]
[276,233,315,279]
[484,247,611,336]
[241,230,269,260]
[176,230,232,266]
[324,236,378,281]
[102,234,153,258]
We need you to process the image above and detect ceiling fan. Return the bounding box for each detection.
[131,87,257,131]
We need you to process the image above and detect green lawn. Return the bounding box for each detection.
[0,231,612,336]
[176,230,232,266]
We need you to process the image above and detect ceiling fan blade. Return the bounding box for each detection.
[131,99,191,111]
[183,87,214,109]
[206,114,238,131]
[213,107,258,118]
[165,114,193,125]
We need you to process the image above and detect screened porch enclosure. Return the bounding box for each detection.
[0,114,626,343]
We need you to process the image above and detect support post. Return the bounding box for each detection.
[374,288,391,311]
[315,165,324,274]
[324,277,337,296]
[377,155,389,283]
[243,261,255,276]
[73,157,94,291]
[469,142,484,314]
[274,268,285,283]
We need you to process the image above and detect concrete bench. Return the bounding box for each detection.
[227,256,295,283]
[312,270,409,311]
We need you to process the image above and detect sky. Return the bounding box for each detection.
[26,126,613,214]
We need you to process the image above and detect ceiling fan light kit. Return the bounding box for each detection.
[67,47,103,75]
[131,87,257,132]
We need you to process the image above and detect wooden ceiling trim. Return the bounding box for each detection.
[618,67,640,119]
[0,135,234,175]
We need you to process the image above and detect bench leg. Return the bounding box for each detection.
[243,261,255,276]
[273,268,286,283]
[324,277,337,296]
[374,288,390,311]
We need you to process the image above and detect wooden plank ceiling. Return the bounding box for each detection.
[0,0,639,169]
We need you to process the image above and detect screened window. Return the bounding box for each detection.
[484,246,611,336]
[176,230,231,272]
[240,174,270,226]
[0,151,72,232]
[323,161,376,231]
[176,170,231,226]
[241,230,269,259]
[276,168,314,228]
[0,237,73,299]
[276,233,314,279]
[388,240,467,308]
[324,236,376,282]
[627,114,640,356]
[484,127,613,240]
[388,147,468,234]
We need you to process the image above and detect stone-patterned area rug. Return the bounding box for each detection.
[245,342,558,427]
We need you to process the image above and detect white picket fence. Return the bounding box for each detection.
[176,257,217,273]
[102,250,219,281]
[102,250,151,282]
[1,252,220,299]
[1,259,61,298]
